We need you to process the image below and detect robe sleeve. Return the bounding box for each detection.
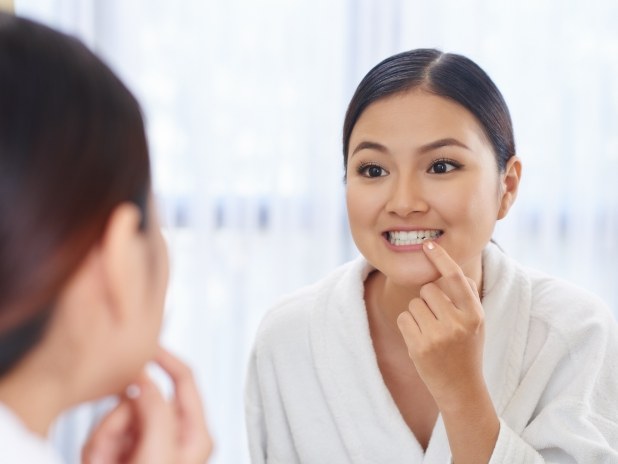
[245,348,267,464]
[489,419,547,463]
[244,337,303,464]
[488,298,618,463]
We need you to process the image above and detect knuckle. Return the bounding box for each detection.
[466,278,481,298]
[397,311,412,328]
[462,311,483,333]
[445,269,460,279]
[404,339,420,360]
[450,324,468,341]
[473,313,484,331]
[176,362,194,381]
[413,342,433,358]
[470,306,484,324]
[408,297,424,311]
[416,333,445,356]
[419,284,432,300]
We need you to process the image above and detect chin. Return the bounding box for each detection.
[367,251,437,286]
[370,257,438,288]
[392,269,440,289]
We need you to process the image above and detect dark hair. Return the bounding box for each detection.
[0,13,150,376]
[342,48,515,177]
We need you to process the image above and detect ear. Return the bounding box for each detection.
[497,156,522,220]
[99,203,144,324]
[37,203,144,370]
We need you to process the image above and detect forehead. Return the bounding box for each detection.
[350,89,492,152]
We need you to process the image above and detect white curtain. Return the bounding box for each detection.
[14,1,618,463]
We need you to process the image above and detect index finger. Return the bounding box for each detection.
[155,346,194,384]
[422,240,477,308]
[155,347,204,411]
[155,347,213,458]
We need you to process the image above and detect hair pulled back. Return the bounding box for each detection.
[342,49,515,177]
[0,13,150,375]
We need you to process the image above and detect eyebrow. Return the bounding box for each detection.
[419,138,470,153]
[351,140,388,156]
[350,137,470,157]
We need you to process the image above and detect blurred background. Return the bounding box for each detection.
[11,0,618,462]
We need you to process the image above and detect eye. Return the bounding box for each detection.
[358,163,388,178]
[428,158,461,174]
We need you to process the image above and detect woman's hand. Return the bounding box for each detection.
[81,347,213,464]
[396,240,486,409]
[397,241,499,464]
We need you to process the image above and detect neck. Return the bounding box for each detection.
[366,256,484,338]
[366,271,420,336]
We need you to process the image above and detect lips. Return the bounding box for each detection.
[385,229,443,246]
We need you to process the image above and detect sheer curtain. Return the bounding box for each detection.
[14,1,618,463]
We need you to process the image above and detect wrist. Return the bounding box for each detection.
[434,376,494,416]
[438,381,500,464]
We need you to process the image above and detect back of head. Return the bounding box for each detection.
[342,48,515,176]
[0,13,150,376]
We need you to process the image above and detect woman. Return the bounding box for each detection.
[0,13,211,463]
[245,49,618,463]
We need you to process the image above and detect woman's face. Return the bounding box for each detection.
[57,194,170,400]
[346,89,509,288]
[141,198,169,341]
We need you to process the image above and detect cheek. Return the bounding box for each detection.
[437,176,501,223]
[448,190,501,246]
[470,181,503,220]
[425,183,471,225]
[346,185,375,236]
[138,230,169,342]
[345,189,360,225]
[346,182,384,221]
[151,232,169,317]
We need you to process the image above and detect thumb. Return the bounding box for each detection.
[126,373,177,464]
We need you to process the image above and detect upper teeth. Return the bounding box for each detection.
[388,230,441,245]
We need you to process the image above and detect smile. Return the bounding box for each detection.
[385,230,443,246]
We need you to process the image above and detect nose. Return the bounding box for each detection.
[385,175,428,217]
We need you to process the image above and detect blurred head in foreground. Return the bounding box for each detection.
[0,11,168,430]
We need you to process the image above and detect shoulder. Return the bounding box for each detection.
[484,243,616,352]
[486,243,615,333]
[0,404,64,464]
[525,266,615,334]
[252,257,367,351]
[511,260,618,361]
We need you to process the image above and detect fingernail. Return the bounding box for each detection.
[126,384,141,399]
[426,241,435,250]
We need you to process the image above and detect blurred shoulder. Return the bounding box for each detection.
[524,265,617,340]
[253,257,367,348]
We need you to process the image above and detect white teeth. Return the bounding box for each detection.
[387,230,442,246]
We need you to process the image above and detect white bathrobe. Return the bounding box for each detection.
[0,403,64,464]
[245,243,618,463]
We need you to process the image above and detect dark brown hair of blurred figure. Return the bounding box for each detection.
[0,12,151,376]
